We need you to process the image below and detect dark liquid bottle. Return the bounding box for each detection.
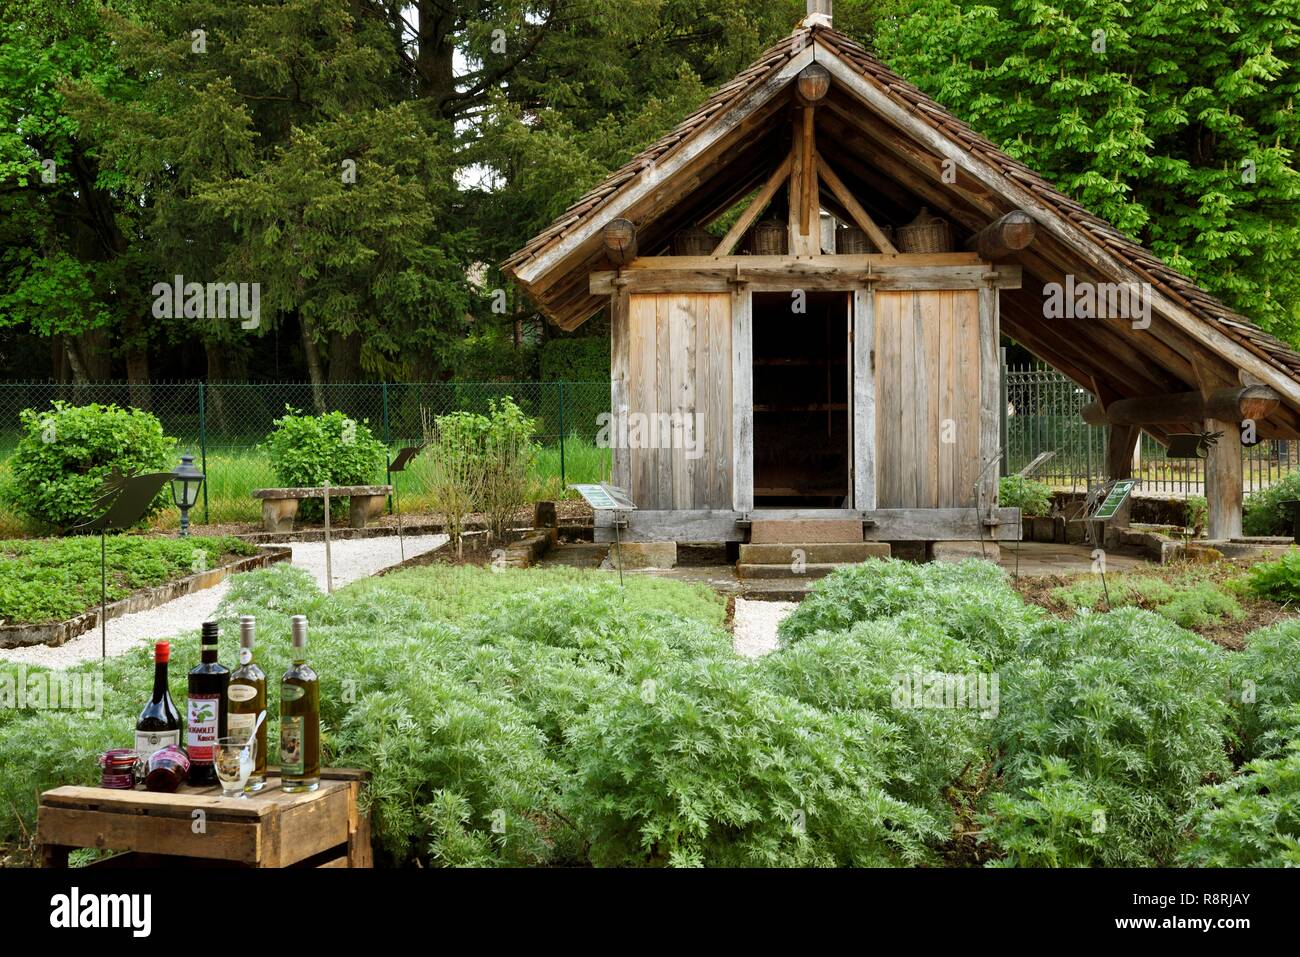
[227,615,267,791]
[187,621,229,786]
[280,615,320,792]
[135,641,180,762]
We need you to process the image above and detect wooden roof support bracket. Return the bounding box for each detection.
[712,155,793,257]
[816,154,898,254]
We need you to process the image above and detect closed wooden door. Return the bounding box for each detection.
[873,289,981,508]
[622,292,733,510]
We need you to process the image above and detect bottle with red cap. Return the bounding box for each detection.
[135,640,181,762]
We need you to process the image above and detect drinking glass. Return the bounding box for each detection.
[214,734,257,797]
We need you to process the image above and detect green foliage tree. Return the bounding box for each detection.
[875,0,1300,342]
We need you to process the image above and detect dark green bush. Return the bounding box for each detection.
[1244,548,1300,603]
[998,475,1053,518]
[1243,470,1300,536]
[261,408,386,521]
[5,401,175,529]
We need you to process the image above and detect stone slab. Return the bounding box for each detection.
[750,520,864,544]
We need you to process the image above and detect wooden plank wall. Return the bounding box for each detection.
[623,292,733,509]
[874,289,981,508]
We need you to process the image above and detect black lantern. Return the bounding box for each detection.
[171,454,205,537]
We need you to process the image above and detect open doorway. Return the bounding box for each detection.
[752,290,851,508]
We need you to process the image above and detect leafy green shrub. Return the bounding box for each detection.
[779,559,1040,666]
[1243,470,1300,536]
[999,475,1053,518]
[5,401,175,529]
[1245,548,1300,603]
[261,408,386,521]
[1229,619,1300,760]
[980,757,1109,868]
[479,398,539,541]
[986,609,1232,866]
[0,536,256,624]
[762,617,993,824]
[1182,723,1300,868]
[1052,574,1242,630]
[559,654,943,866]
[422,410,487,555]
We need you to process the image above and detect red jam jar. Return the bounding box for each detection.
[98,748,140,789]
[144,745,191,793]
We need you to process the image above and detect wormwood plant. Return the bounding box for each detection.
[988,609,1232,866]
[779,558,1039,665]
[1053,574,1243,631]
[1181,719,1300,868]
[1227,619,1300,761]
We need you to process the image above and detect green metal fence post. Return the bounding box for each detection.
[198,381,209,524]
[557,381,567,490]
[382,382,393,513]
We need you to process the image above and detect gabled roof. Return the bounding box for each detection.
[504,22,1300,436]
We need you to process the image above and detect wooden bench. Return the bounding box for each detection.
[252,485,391,532]
[37,768,372,868]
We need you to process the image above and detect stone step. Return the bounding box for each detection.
[749,519,863,544]
[736,563,848,581]
[739,542,891,564]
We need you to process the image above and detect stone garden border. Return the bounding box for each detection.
[0,546,292,650]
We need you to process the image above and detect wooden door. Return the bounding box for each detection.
[873,289,982,508]
[618,292,733,510]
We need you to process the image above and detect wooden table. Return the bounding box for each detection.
[37,768,372,868]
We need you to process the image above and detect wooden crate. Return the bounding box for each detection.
[37,768,372,868]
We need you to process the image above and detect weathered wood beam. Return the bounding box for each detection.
[1205,417,1244,539]
[816,155,898,253]
[711,155,793,257]
[801,106,817,235]
[590,260,1019,295]
[1080,386,1281,427]
[602,219,638,266]
[966,210,1036,260]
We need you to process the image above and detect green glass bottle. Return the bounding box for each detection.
[280,615,320,792]
[227,615,267,791]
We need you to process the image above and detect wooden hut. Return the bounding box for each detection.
[504,2,1300,552]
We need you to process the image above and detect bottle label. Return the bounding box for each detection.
[134,729,180,762]
[282,685,304,702]
[227,684,258,703]
[186,693,221,763]
[280,716,305,774]
[239,648,252,666]
[228,712,256,734]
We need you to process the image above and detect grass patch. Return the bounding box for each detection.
[0,535,258,625]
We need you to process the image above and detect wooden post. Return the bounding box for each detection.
[731,282,754,513]
[977,285,1001,519]
[610,286,631,491]
[1205,418,1243,540]
[853,286,876,510]
[1105,423,1140,533]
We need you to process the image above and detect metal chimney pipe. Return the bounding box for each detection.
[807,0,832,20]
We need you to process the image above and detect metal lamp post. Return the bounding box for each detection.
[171,454,205,537]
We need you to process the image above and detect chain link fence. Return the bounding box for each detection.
[1005,363,1299,497]
[0,381,612,524]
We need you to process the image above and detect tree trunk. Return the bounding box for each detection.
[328,330,362,383]
[300,317,328,413]
[205,342,231,436]
[123,314,151,411]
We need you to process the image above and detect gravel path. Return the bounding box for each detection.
[0,534,447,669]
[732,598,798,658]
